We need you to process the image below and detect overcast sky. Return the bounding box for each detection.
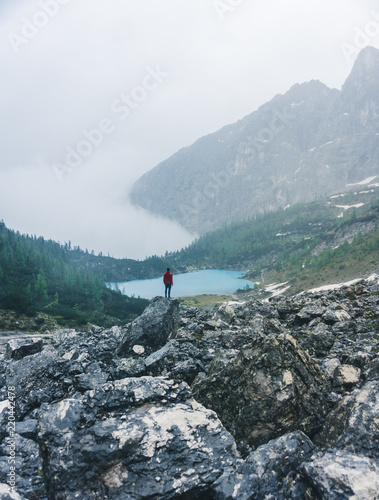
[1,0,378,259]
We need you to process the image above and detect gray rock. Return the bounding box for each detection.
[0,434,46,500]
[15,419,38,440]
[113,357,146,378]
[38,377,239,499]
[300,329,335,357]
[0,276,378,499]
[302,450,379,499]
[74,371,109,391]
[212,431,315,500]
[0,484,23,499]
[5,350,72,419]
[217,303,236,323]
[5,338,43,361]
[363,357,379,381]
[250,313,265,333]
[296,306,325,325]
[333,364,361,391]
[323,309,351,324]
[118,297,179,357]
[145,342,177,367]
[192,333,331,455]
[323,358,341,379]
[315,380,379,458]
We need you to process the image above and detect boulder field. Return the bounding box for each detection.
[0,279,379,499]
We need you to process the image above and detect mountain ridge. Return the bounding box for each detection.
[130,47,379,235]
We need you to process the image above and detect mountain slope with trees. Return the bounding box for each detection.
[0,221,148,327]
[60,186,379,297]
[166,186,379,294]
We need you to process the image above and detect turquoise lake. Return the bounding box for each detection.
[109,270,254,299]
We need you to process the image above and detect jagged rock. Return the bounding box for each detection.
[0,434,46,500]
[145,342,177,367]
[53,325,123,364]
[333,364,361,390]
[212,431,315,500]
[192,333,331,455]
[0,484,23,499]
[5,350,72,419]
[0,279,378,498]
[301,450,379,499]
[315,380,379,458]
[38,376,238,499]
[16,419,38,440]
[250,313,265,333]
[217,303,236,323]
[144,340,208,386]
[117,297,179,357]
[113,357,146,379]
[323,308,351,324]
[5,338,43,361]
[300,329,335,358]
[74,371,109,391]
[295,306,325,325]
[364,357,379,381]
[323,358,341,379]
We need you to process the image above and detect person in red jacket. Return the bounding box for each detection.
[163,268,173,298]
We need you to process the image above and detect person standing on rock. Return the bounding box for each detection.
[163,268,173,298]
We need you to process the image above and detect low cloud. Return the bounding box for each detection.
[0,160,194,259]
[1,0,378,259]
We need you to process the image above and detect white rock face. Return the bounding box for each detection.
[324,358,341,378]
[333,365,361,388]
[303,450,379,499]
[132,344,145,355]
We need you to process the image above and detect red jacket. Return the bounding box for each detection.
[163,271,173,285]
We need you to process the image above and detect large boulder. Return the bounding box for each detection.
[5,350,72,419]
[5,325,135,419]
[5,337,43,361]
[212,431,315,500]
[38,376,239,499]
[301,450,379,499]
[118,297,179,357]
[192,333,331,455]
[315,380,379,458]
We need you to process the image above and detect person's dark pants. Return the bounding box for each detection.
[165,284,172,298]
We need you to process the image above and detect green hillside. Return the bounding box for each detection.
[167,187,379,294]
[0,221,148,327]
[50,187,378,298]
[2,186,376,325]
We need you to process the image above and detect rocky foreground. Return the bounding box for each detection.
[1,277,379,499]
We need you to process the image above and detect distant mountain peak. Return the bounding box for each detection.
[130,48,379,235]
[342,45,379,91]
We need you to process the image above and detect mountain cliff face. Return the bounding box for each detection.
[130,47,379,235]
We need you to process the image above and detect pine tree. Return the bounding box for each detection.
[34,269,49,308]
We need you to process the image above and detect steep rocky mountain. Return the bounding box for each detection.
[1,280,379,498]
[130,46,379,235]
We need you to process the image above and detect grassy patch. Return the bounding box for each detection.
[178,294,233,309]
